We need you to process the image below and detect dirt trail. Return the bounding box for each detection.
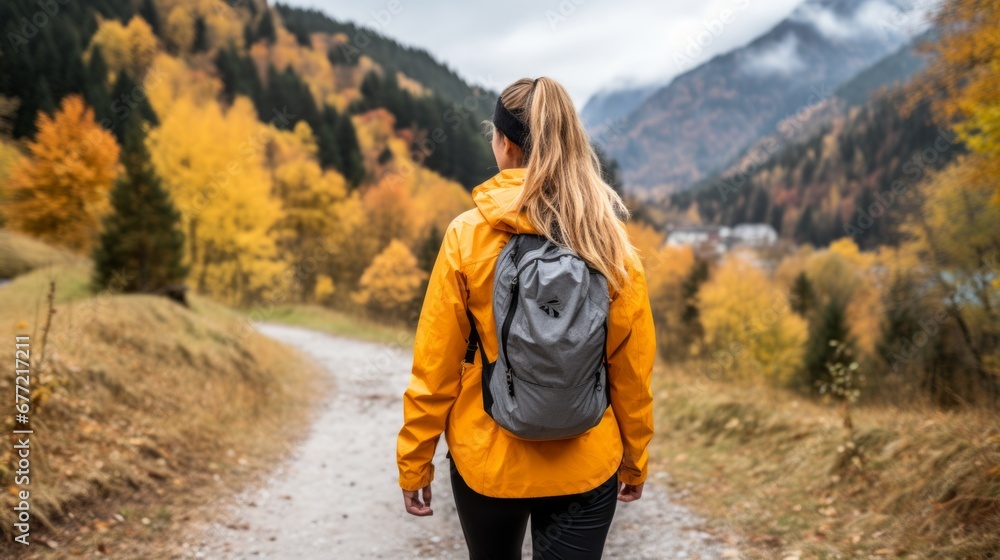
[183,324,729,559]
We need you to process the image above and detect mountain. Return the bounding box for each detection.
[580,83,660,136]
[833,28,935,106]
[601,0,932,194]
[715,29,934,187]
[662,27,941,250]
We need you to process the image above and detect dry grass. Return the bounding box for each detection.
[0,264,327,558]
[257,303,413,346]
[0,230,83,280]
[652,365,1000,559]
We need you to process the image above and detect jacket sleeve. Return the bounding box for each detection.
[606,256,656,486]
[396,221,470,491]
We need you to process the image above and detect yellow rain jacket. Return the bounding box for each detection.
[396,167,655,498]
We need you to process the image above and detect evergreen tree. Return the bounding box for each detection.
[334,113,364,186]
[193,17,209,53]
[789,272,816,316]
[679,258,710,349]
[85,47,112,125]
[93,123,187,296]
[417,225,443,274]
[801,298,853,391]
[258,65,319,130]
[109,70,158,145]
[316,105,343,171]
[795,206,817,246]
[139,0,160,34]
[257,10,277,43]
[289,22,311,46]
[215,48,262,105]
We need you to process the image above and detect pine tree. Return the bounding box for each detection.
[193,17,209,53]
[316,106,343,170]
[802,298,853,391]
[417,225,443,273]
[109,70,158,145]
[85,47,112,125]
[93,122,187,296]
[789,272,816,316]
[215,48,262,105]
[257,10,277,44]
[795,206,817,246]
[679,258,710,348]
[334,114,364,186]
[139,0,160,34]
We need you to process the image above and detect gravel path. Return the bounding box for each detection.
[183,324,729,559]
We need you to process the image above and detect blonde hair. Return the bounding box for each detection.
[498,77,636,293]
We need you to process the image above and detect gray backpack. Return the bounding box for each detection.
[466,234,611,440]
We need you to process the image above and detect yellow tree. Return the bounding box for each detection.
[911,0,1000,199]
[802,238,882,357]
[87,16,159,81]
[699,257,808,384]
[353,239,427,318]
[362,175,417,254]
[268,122,351,301]
[0,139,22,219]
[410,167,473,240]
[147,95,284,304]
[164,6,196,54]
[6,96,121,252]
[644,243,696,360]
[901,157,1000,392]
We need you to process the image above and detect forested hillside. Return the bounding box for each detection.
[665,28,954,250]
[670,93,958,249]
[0,0,493,312]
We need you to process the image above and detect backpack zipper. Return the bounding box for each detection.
[500,275,519,397]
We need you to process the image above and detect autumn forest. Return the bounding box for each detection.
[0,0,998,556]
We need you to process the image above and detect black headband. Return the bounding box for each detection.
[492,97,530,148]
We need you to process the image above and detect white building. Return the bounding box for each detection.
[665,223,778,255]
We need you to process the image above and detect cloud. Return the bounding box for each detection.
[282,0,803,107]
[791,0,937,44]
[741,33,805,76]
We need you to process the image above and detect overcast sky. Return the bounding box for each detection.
[283,0,806,106]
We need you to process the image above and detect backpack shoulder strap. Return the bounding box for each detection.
[510,233,548,267]
[464,309,488,366]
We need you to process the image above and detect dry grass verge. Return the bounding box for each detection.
[653,366,1000,559]
[0,230,83,280]
[0,264,327,558]
[257,303,413,346]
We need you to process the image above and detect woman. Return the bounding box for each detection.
[396,76,655,559]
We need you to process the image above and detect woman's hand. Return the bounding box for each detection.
[402,484,434,516]
[618,481,644,502]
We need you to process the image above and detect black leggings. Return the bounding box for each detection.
[448,454,618,560]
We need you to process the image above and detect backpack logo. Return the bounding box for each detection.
[538,298,562,318]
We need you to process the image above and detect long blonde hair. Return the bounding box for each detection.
[498,77,635,293]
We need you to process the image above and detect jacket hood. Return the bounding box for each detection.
[472,168,539,234]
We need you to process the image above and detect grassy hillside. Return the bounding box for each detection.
[0,260,325,556]
[653,367,1000,558]
[0,230,84,280]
